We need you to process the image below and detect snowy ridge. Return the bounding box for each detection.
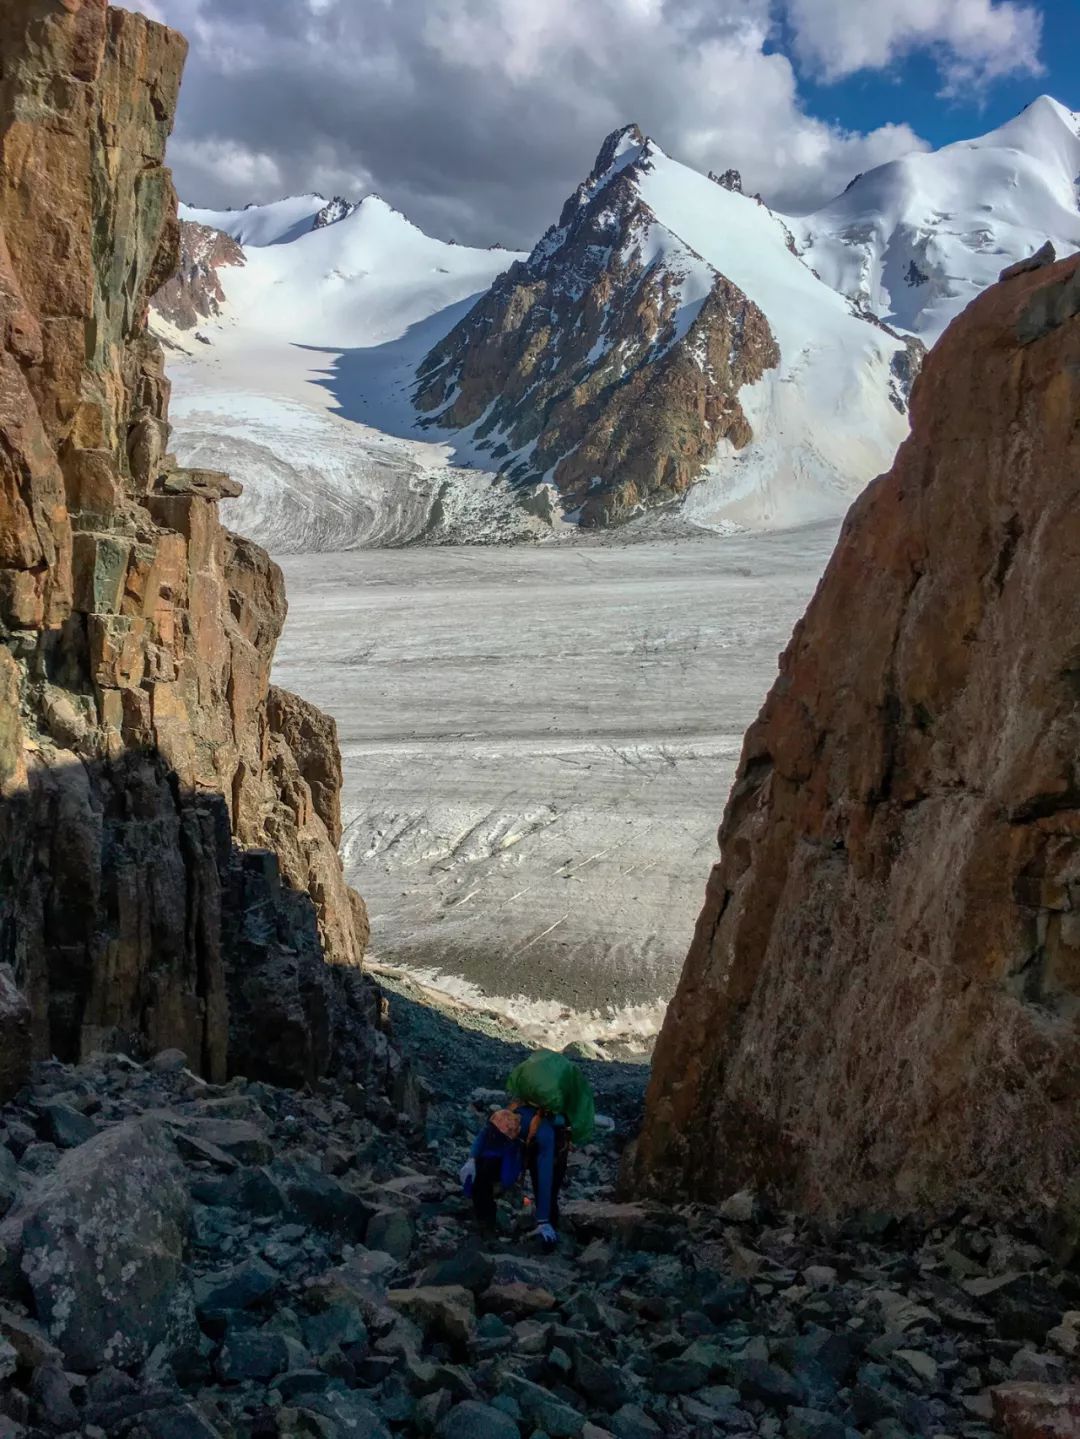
[159,195,531,551]
[413,128,910,530]
[789,96,1080,342]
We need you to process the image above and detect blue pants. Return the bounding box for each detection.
[526,1112,570,1225]
[471,1107,570,1227]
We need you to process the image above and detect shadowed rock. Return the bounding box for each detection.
[629,254,1080,1219]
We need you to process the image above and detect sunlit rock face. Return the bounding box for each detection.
[0,0,369,1094]
[153,219,245,331]
[629,254,1080,1220]
[414,126,779,528]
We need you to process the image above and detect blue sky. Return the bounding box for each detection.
[148,0,1079,247]
[795,0,1078,151]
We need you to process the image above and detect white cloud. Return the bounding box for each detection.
[784,0,1044,90]
[136,0,1042,246]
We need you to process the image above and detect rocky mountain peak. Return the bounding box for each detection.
[589,122,647,181]
[413,125,780,527]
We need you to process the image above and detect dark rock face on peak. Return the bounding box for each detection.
[0,0,371,1095]
[152,219,244,330]
[628,255,1080,1220]
[709,168,743,193]
[413,129,779,527]
[312,195,357,229]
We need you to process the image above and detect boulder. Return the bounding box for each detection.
[435,1401,519,1439]
[4,1118,189,1371]
[992,1383,1080,1439]
[387,1286,475,1345]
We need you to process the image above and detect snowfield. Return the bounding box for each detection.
[268,526,840,1050]
[164,197,532,551]
[791,96,1080,342]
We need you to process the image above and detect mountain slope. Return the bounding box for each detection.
[153,196,534,550]
[413,126,912,529]
[180,193,327,246]
[790,96,1080,342]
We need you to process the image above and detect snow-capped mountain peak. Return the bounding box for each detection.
[789,94,1080,342]
[414,125,911,528]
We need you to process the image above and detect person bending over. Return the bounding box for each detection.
[460,1049,595,1251]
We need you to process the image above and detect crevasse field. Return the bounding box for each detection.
[269,528,838,1051]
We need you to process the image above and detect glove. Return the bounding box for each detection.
[534,1221,558,1247]
[459,1158,477,1188]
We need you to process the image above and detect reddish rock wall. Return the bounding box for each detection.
[630,254,1080,1219]
[0,1,368,1094]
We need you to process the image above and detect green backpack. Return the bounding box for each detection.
[505,1049,596,1146]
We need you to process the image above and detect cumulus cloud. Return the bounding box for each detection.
[141,0,1041,247]
[784,0,1044,91]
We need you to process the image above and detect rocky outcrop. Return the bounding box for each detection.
[0,1,369,1087]
[629,255,1080,1218]
[152,219,244,330]
[413,126,780,527]
[312,195,356,230]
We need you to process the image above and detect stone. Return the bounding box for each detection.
[0,1148,17,1217]
[216,1330,298,1381]
[785,1408,847,1439]
[177,1118,272,1165]
[193,1258,280,1318]
[366,1208,415,1261]
[718,1189,757,1223]
[0,969,30,1104]
[609,1405,663,1439]
[3,1117,189,1371]
[149,1050,189,1074]
[35,1101,96,1149]
[500,1374,585,1437]
[1000,241,1056,281]
[302,1301,367,1355]
[482,1282,558,1315]
[632,253,1080,1219]
[387,1286,475,1345]
[435,1401,520,1439]
[892,1348,938,1384]
[284,1167,372,1239]
[573,1346,629,1409]
[129,1403,226,1439]
[992,1383,1080,1439]
[1047,1311,1080,1356]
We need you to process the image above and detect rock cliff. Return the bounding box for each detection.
[629,253,1080,1219]
[0,1,369,1095]
[152,219,244,331]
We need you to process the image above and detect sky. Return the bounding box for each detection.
[140,0,1079,249]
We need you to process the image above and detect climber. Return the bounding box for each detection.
[459,1048,596,1252]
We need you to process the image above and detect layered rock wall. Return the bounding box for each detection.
[0,1,368,1093]
[630,255,1080,1218]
